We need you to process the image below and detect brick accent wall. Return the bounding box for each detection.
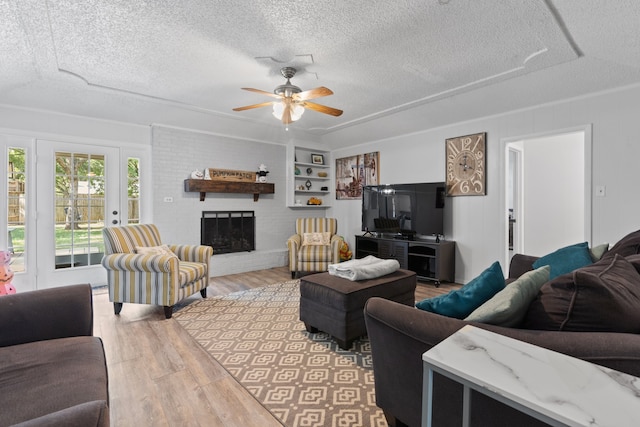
[151,125,323,276]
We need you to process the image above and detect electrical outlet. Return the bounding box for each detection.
[163,196,173,203]
[596,186,606,197]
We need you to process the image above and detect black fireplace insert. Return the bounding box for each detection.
[201,211,255,254]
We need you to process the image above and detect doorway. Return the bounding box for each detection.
[36,141,121,288]
[1,135,149,291]
[504,127,592,265]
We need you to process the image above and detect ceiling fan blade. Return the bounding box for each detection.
[302,101,343,117]
[232,101,275,111]
[294,86,334,101]
[241,87,282,99]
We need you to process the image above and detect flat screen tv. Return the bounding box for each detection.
[362,182,446,239]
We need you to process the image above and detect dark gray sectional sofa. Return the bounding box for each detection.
[365,230,640,427]
[0,284,109,427]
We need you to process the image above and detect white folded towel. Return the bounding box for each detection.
[328,255,400,281]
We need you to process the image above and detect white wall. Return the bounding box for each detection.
[3,84,640,284]
[521,132,584,256]
[327,84,640,283]
[0,104,150,145]
[151,125,323,276]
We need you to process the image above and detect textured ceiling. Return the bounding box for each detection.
[0,0,639,143]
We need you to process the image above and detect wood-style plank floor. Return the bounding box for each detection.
[93,266,459,426]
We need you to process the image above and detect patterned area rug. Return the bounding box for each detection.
[173,280,386,427]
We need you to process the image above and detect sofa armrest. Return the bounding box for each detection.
[101,253,178,273]
[507,253,540,281]
[287,235,301,271]
[168,244,213,263]
[364,297,640,427]
[330,235,343,261]
[286,234,301,250]
[0,284,94,347]
[364,297,467,427]
[12,400,109,427]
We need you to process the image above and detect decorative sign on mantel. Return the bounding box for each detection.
[208,168,256,182]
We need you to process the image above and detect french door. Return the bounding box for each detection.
[35,141,121,288]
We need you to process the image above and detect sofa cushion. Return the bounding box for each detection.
[523,254,640,332]
[298,244,334,262]
[626,254,640,275]
[0,336,109,426]
[465,265,550,327]
[179,261,208,285]
[416,261,504,318]
[601,229,640,259]
[532,242,593,280]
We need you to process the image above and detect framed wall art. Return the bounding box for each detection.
[335,151,379,200]
[311,154,324,165]
[445,132,486,196]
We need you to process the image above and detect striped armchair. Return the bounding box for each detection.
[287,218,343,279]
[101,224,213,319]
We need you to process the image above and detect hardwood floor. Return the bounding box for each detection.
[93,266,458,426]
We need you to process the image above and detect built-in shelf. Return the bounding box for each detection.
[184,179,274,202]
[288,146,332,208]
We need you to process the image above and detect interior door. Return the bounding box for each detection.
[36,141,120,288]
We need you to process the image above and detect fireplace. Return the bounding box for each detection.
[201,211,255,254]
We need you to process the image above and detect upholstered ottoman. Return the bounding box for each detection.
[299,269,417,349]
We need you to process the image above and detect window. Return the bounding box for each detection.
[127,157,140,224]
[7,148,26,272]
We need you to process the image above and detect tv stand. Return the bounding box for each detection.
[355,235,455,285]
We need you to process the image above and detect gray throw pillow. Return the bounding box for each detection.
[590,243,609,262]
[465,266,550,327]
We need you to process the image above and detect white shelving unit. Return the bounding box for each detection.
[287,145,331,209]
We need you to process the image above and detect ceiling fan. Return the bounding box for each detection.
[233,67,343,125]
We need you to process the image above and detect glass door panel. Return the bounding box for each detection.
[54,152,106,269]
[7,148,26,273]
[36,141,119,288]
[127,157,140,224]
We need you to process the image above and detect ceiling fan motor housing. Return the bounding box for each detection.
[274,67,302,97]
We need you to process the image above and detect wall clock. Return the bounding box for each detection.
[445,132,486,196]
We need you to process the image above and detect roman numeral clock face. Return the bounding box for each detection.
[446,133,486,196]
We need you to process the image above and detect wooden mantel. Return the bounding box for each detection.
[184,179,275,202]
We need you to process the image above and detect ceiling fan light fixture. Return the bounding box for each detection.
[291,104,305,121]
[272,102,305,122]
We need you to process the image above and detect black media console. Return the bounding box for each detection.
[355,235,455,285]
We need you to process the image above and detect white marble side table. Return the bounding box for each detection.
[422,325,640,427]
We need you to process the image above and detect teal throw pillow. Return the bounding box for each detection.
[532,242,593,280]
[416,261,505,318]
[464,266,550,327]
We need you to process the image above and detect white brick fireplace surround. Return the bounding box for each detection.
[151,125,324,276]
